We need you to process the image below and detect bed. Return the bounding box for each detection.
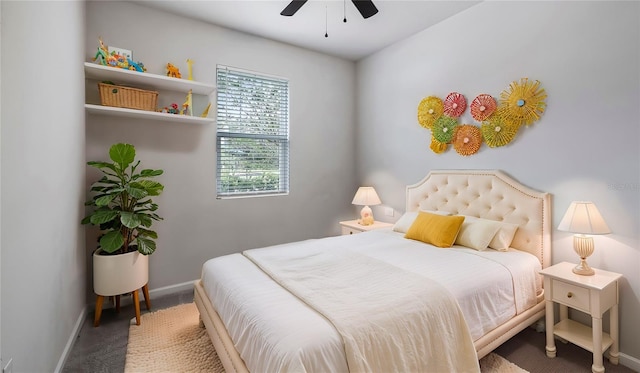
[194,169,551,372]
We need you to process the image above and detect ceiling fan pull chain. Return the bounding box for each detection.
[325,5,328,37]
[343,0,347,23]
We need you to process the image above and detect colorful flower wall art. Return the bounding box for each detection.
[416,78,546,156]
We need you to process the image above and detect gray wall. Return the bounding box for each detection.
[84,2,357,295]
[1,1,86,372]
[356,1,640,367]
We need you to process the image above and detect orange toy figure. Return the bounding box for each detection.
[166,63,182,78]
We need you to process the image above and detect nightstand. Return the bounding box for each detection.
[540,262,622,373]
[339,220,393,235]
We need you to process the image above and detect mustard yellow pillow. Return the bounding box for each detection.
[404,211,465,248]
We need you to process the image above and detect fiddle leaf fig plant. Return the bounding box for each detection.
[82,143,164,255]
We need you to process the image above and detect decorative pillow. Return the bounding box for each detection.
[393,212,419,233]
[455,216,502,251]
[392,210,451,233]
[404,211,465,248]
[488,221,519,251]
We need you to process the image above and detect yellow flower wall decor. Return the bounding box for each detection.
[417,96,443,129]
[499,78,547,126]
[481,112,519,148]
[429,135,448,154]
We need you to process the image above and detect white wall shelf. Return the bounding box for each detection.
[84,62,215,95]
[85,104,214,124]
[84,61,215,124]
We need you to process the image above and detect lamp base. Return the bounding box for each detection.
[358,205,375,226]
[572,235,595,276]
[572,259,595,276]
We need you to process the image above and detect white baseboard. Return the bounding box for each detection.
[619,352,640,372]
[54,305,87,373]
[93,279,198,310]
[148,279,197,298]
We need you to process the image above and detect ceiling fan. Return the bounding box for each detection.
[280,0,379,19]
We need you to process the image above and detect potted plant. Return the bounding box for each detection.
[82,143,164,326]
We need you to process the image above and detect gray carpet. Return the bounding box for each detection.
[62,290,195,373]
[63,289,637,373]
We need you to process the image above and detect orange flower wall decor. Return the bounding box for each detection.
[453,124,482,156]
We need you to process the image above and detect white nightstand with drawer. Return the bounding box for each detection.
[339,220,393,235]
[540,262,622,373]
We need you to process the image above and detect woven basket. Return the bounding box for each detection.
[98,83,158,111]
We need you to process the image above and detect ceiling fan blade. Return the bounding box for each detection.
[351,0,378,19]
[280,0,308,16]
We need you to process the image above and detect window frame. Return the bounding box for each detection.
[215,65,290,199]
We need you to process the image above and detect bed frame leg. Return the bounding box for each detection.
[199,315,205,328]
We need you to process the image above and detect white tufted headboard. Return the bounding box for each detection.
[406,170,551,268]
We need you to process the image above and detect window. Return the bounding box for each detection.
[216,66,289,198]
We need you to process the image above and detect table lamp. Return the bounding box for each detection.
[557,201,610,276]
[352,187,381,226]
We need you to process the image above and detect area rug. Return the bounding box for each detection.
[125,302,529,373]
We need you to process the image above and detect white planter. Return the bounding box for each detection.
[93,249,149,296]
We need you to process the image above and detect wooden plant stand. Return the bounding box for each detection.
[94,284,151,327]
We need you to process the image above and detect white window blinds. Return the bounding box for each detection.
[216,66,289,198]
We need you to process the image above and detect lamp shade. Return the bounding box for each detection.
[557,201,610,234]
[352,187,381,206]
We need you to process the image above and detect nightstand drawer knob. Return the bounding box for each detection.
[567,292,573,298]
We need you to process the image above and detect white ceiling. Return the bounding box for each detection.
[132,0,481,61]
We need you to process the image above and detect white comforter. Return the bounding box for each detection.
[244,243,479,373]
[201,230,542,372]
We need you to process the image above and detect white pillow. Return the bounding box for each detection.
[455,216,502,251]
[488,221,519,251]
[392,212,419,233]
[392,210,451,233]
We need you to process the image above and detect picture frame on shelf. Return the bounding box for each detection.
[108,46,132,60]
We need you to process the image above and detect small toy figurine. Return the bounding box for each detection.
[93,37,109,65]
[200,103,212,118]
[159,104,180,114]
[114,54,129,69]
[166,63,182,78]
[106,54,119,67]
[186,59,194,81]
[127,59,146,72]
[180,90,193,116]
[161,103,180,114]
